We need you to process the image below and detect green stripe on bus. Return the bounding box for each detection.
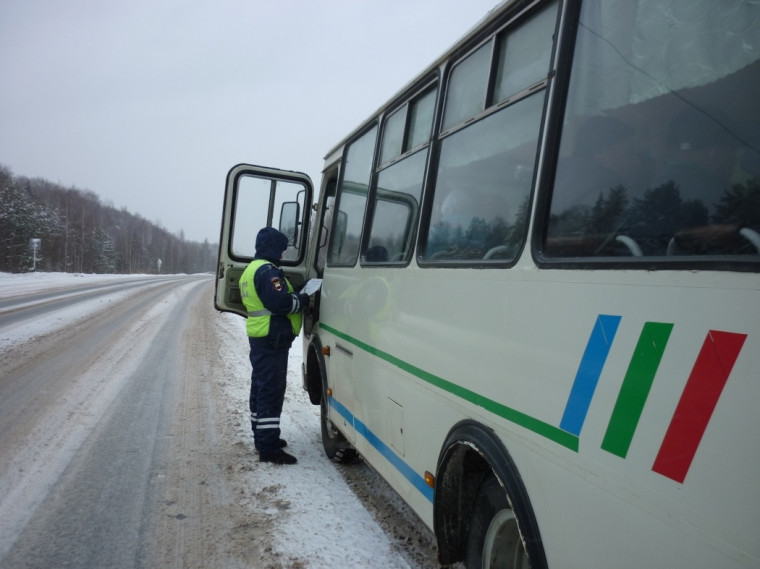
[601,322,673,458]
[320,323,579,451]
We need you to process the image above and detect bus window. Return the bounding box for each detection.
[380,107,405,165]
[421,2,557,263]
[327,126,377,267]
[441,42,491,132]
[407,87,436,150]
[365,85,436,264]
[380,87,436,164]
[544,0,760,261]
[423,93,543,262]
[363,151,426,264]
[494,0,557,102]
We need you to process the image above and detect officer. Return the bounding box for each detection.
[239,227,309,465]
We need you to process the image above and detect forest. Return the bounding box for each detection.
[1,165,216,274]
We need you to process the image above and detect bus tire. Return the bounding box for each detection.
[466,474,528,569]
[304,337,326,405]
[435,421,547,568]
[320,392,357,462]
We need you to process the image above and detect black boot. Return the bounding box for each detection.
[260,450,297,465]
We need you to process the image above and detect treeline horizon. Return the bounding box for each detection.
[1,165,217,274]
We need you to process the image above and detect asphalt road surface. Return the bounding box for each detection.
[0,275,439,569]
[0,275,212,568]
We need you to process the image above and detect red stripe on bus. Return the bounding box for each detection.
[652,331,747,483]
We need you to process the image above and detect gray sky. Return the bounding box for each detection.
[0,0,501,244]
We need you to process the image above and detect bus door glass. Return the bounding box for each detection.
[214,164,313,316]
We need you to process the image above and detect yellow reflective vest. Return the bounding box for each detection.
[239,259,302,338]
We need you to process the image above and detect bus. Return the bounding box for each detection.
[215,1,760,567]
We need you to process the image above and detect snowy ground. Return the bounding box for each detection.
[0,272,437,568]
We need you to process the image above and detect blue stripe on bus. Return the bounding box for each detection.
[329,396,435,503]
[560,314,622,436]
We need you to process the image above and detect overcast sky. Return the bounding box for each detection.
[0,0,501,244]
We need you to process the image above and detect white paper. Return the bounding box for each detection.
[302,278,323,296]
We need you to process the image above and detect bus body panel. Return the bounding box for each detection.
[317,264,758,567]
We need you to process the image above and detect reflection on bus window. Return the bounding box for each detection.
[422,92,544,262]
[545,0,760,259]
[363,151,426,263]
[328,126,377,266]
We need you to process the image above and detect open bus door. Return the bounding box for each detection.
[214,164,313,317]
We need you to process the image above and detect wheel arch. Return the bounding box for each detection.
[433,420,548,568]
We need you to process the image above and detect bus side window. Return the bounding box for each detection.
[423,94,543,262]
[363,86,436,265]
[421,2,557,263]
[328,126,377,267]
[544,1,760,260]
[363,153,426,264]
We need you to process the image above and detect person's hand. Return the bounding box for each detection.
[299,293,310,309]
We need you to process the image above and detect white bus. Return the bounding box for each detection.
[215,1,760,567]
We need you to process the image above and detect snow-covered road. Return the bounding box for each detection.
[0,272,439,568]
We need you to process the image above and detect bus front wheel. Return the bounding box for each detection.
[320,393,357,463]
[466,474,529,569]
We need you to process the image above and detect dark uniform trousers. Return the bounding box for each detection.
[248,332,293,457]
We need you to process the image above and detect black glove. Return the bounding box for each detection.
[299,293,310,310]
